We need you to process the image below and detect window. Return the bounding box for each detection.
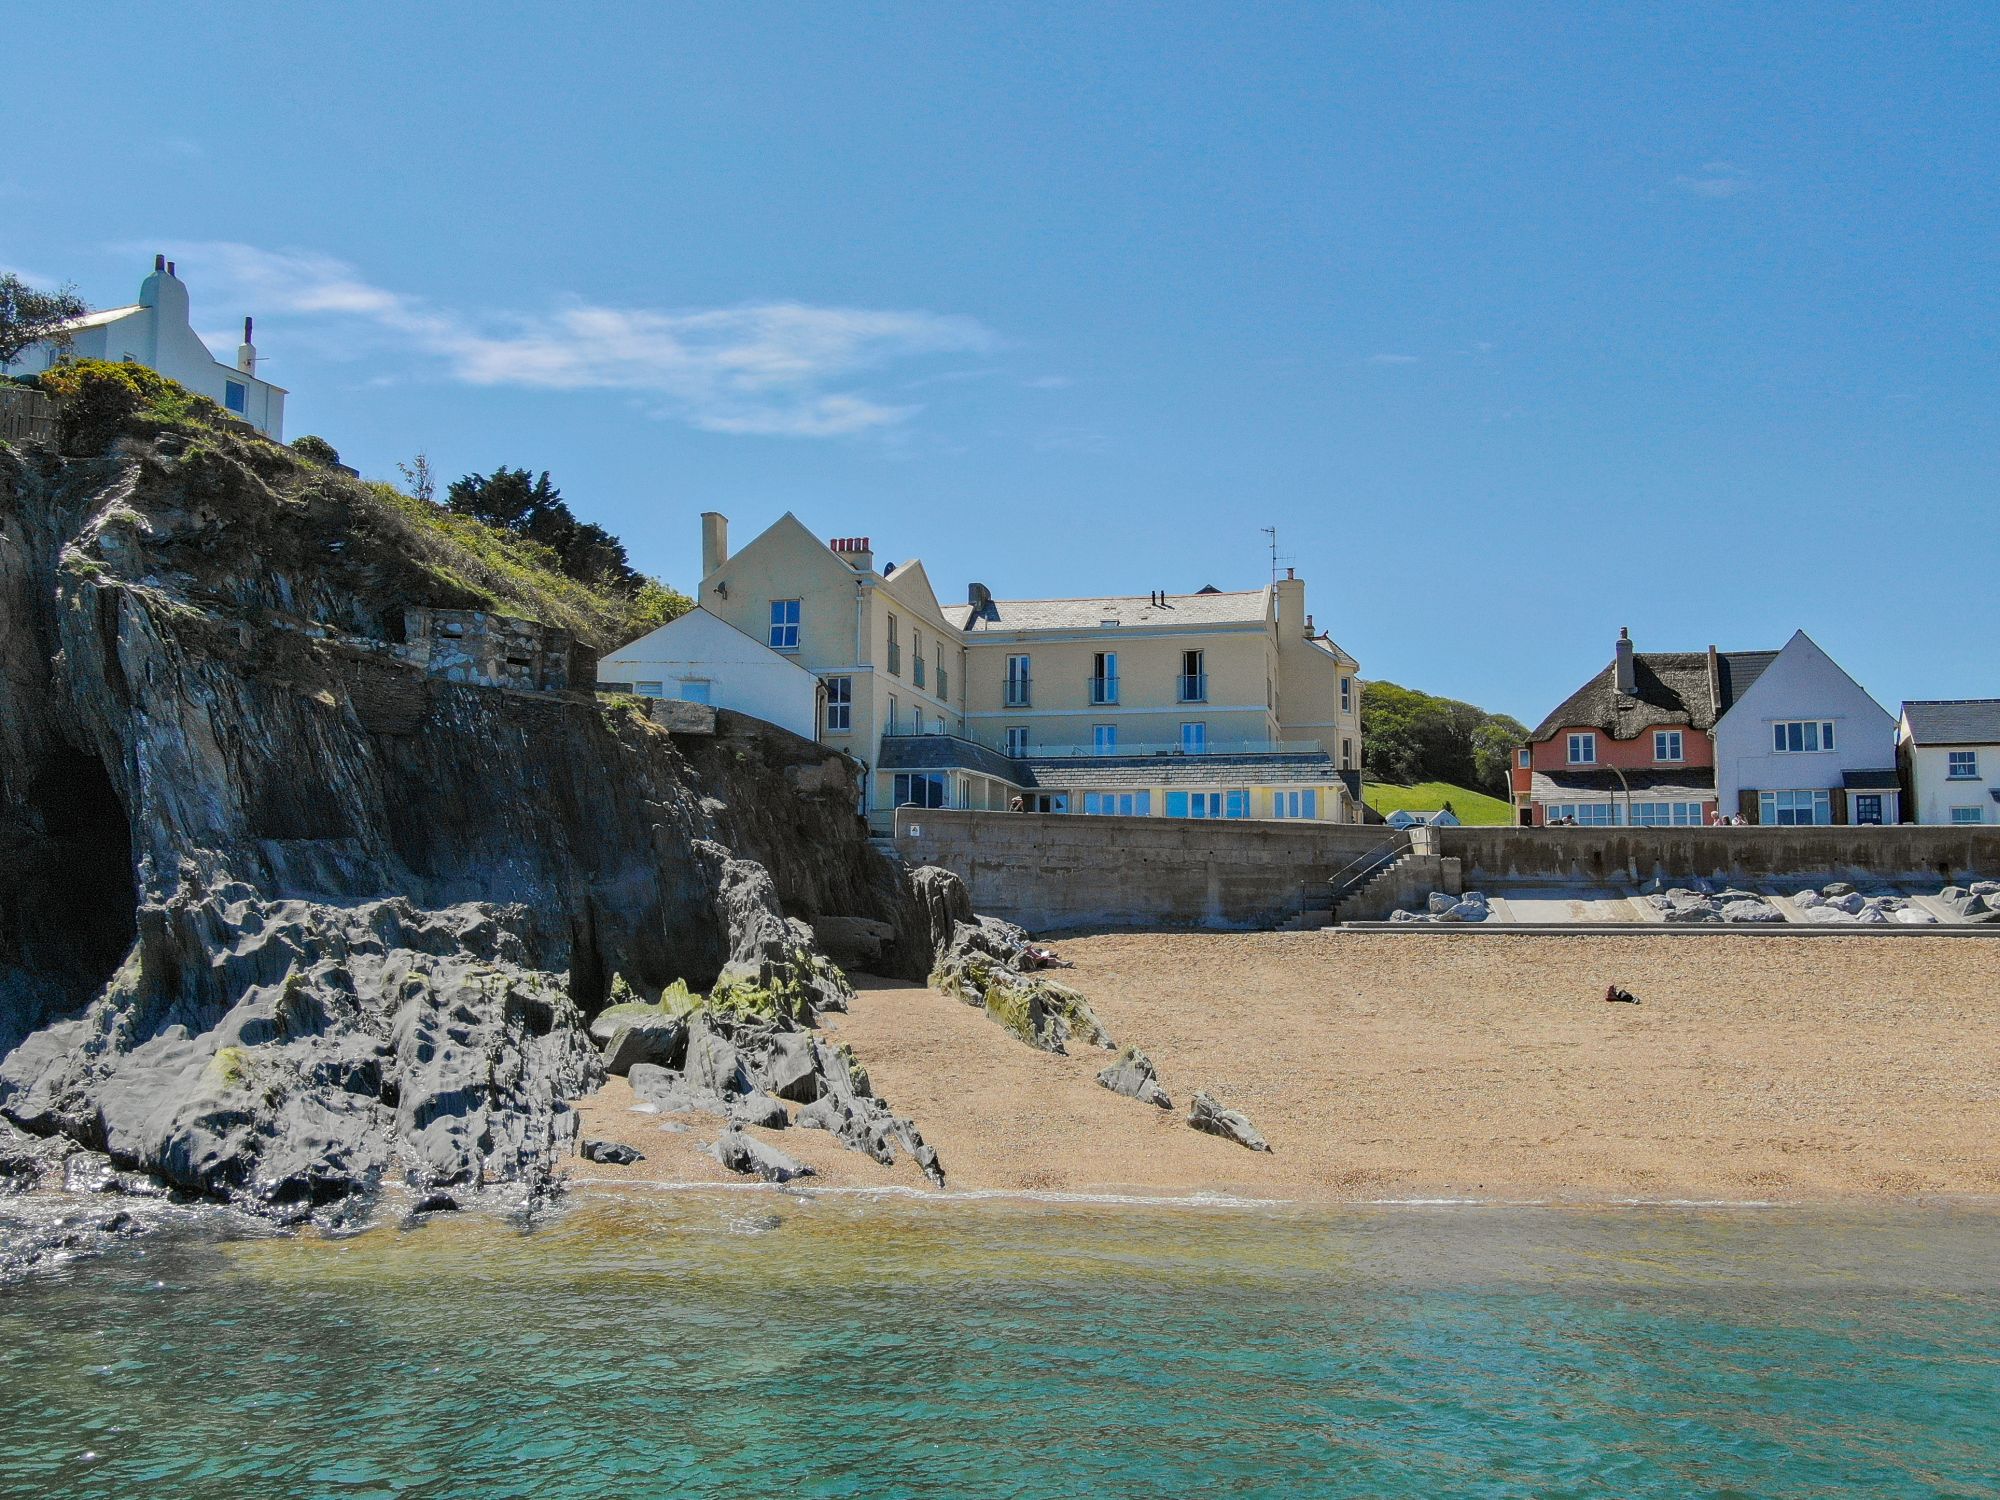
[1948,750,1980,779]
[224,380,248,414]
[1180,650,1206,703]
[886,614,900,675]
[1092,724,1117,755]
[1340,676,1352,714]
[913,709,924,734]
[824,676,852,733]
[1654,730,1684,763]
[937,645,948,704]
[1950,806,1985,825]
[1772,720,1836,754]
[677,680,711,703]
[1627,801,1705,827]
[1004,726,1027,756]
[1083,791,1151,816]
[1343,738,1355,770]
[1517,748,1531,768]
[1853,793,1884,825]
[886,695,898,734]
[1274,789,1318,819]
[1759,789,1831,826]
[1546,802,1621,826]
[633,679,663,697]
[1225,789,1250,819]
[1024,792,1068,813]
[768,599,801,651]
[1567,732,1597,765]
[1180,722,1207,755]
[1166,791,1228,819]
[1005,655,1031,707]
[1091,651,1119,704]
[892,772,947,809]
[913,630,926,688]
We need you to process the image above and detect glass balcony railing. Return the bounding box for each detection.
[1004,677,1032,707]
[1088,674,1120,705]
[1176,672,1207,702]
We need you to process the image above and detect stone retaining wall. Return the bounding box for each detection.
[892,809,1391,930]
[1440,826,2000,888]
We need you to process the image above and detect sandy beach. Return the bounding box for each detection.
[571,931,2000,1204]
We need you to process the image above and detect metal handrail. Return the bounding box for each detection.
[1327,831,1411,905]
[1088,674,1120,705]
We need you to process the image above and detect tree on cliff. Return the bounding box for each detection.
[0,274,89,365]
[446,466,643,594]
[1362,680,1528,794]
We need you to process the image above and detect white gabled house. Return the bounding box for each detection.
[1898,700,2000,826]
[1711,629,1901,826]
[0,255,287,438]
[597,606,824,744]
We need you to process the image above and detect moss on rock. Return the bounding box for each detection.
[930,955,1112,1056]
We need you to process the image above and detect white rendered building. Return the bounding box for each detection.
[1,255,286,438]
[598,606,824,744]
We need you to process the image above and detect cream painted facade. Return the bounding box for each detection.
[679,511,1363,827]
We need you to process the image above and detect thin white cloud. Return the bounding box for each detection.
[1677,161,1751,198]
[1368,353,1420,365]
[1025,374,1072,389]
[155,242,998,438]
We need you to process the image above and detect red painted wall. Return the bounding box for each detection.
[1519,726,1718,827]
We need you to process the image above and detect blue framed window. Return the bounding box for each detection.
[1180,722,1206,754]
[768,599,801,651]
[224,380,247,413]
[1092,724,1117,755]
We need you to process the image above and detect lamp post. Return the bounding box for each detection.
[1606,762,1634,827]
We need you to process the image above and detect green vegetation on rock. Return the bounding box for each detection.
[931,953,1111,1055]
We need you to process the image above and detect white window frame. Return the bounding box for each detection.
[1273,788,1318,819]
[1627,800,1704,827]
[1339,676,1352,713]
[1517,748,1531,768]
[1567,732,1597,765]
[1759,789,1831,826]
[1947,750,1980,780]
[1083,791,1151,816]
[1004,726,1027,757]
[1772,720,1836,754]
[1949,805,1985,824]
[1654,730,1684,763]
[886,695,899,734]
[768,599,801,651]
[1546,802,1621,826]
[1005,654,1031,706]
[633,679,663,698]
[913,630,926,688]
[823,675,852,733]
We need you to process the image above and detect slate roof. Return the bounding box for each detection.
[1901,699,2000,745]
[877,734,1025,782]
[944,589,1269,634]
[1841,768,1903,790]
[1024,749,1341,790]
[1529,648,1776,742]
[1530,768,1716,801]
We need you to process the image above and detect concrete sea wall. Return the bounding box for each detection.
[892,809,1391,930]
[896,810,2000,931]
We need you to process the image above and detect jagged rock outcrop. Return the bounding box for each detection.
[928,907,1112,1055]
[0,413,945,1224]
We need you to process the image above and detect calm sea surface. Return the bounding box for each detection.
[1,1192,1996,1498]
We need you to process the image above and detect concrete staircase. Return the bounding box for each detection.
[1329,852,1418,925]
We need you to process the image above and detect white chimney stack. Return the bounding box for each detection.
[236,315,256,375]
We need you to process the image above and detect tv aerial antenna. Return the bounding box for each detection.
[1261,526,1295,583]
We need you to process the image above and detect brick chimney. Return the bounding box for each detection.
[1614,627,1636,696]
[830,536,874,572]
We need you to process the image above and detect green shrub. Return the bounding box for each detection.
[290,434,341,466]
[37,359,229,449]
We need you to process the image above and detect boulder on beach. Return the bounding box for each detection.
[1188,1090,1271,1152]
[712,1128,813,1184]
[581,1139,643,1166]
[1097,1047,1174,1110]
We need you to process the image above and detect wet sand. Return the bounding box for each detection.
[571,930,2000,1204]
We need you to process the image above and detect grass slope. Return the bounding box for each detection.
[1362,779,1514,826]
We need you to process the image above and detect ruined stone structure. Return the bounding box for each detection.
[398,607,586,692]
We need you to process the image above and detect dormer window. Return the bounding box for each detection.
[1567,732,1597,765]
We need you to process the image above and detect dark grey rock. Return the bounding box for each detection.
[1823,881,1856,898]
[712,1128,813,1183]
[581,1139,643,1166]
[1188,1090,1271,1152]
[601,1015,687,1076]
[410,1190,460,1214]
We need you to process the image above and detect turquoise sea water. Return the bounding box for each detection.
[1,1193,1997,1498]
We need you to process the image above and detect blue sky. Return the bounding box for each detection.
[7,3,1994,720]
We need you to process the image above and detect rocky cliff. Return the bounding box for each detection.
[0,401,937,1221]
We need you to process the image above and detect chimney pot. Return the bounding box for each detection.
[700,512,729,578]
[1614,627,1637,696]
[167,261,175,276]
[154,253,166,272]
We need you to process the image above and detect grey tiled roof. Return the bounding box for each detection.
[1841,768,1902,790]
[877,734,1025,782]
[1531,768,1716,801]
[1530,648,1776,742]
[1901,699,2000,745]
[1024,749,1340,789]
[945,589,1269,633]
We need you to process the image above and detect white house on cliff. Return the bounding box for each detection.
[0,255,287,439]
